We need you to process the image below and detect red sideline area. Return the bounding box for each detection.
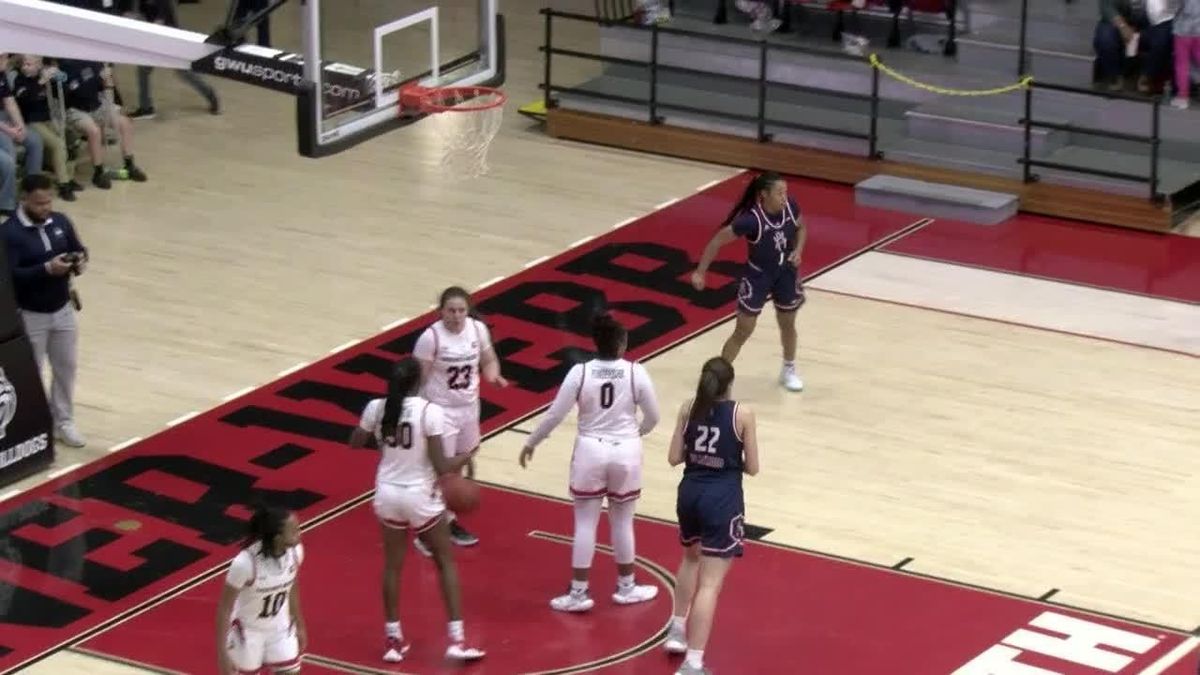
[1,175,1195,674]
[83,487,1199,674]
[882,212,1200,304]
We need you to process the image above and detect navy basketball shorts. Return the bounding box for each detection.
[676,479,746,558]
[736,264,805,316]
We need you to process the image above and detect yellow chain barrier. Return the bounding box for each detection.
[869,53,1033,96]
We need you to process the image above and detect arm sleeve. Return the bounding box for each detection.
[225,551,253,588]
[422,402,445,438]
[524,365,583,449]
[62,216,87,255]
[5,231,48,281]
[633,364,661,436]
[412,328,435,361]
[358,399,383,433]
[729,211,758,240]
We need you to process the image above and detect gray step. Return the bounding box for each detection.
[905,102,1068,156]
[883,137,1021,178]
[1040,145,1200,197]
[856,174,1019,224]
[956,39,1094,83]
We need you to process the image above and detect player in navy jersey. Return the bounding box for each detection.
[691,171,806,392]
[665,357,760,675]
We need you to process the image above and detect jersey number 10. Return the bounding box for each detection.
[693,426,720,454]
[258,591,289,619]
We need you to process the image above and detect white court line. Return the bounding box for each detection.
[569,235,594,248]
[166,411,199,427]
[611,215,638,230]
[476,276,504,290]
[276,361,309,378]
[523,255,550,269]
[694,178,724,192]
[654,197,680,210]
[221,386,256,402]
[381,316,410,332]
[1138,636,1200,675]
[1,489,21,502]
[328,340,358,355]
[107,436,143,453]
[47,463,81,480]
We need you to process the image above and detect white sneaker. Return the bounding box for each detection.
[445,642,486,660]
[56,423,86,448]
[412,536,433,557]
[383,637,410,662]
[664,624,688,654]
[550,591,595,612]
[1170,97,1190,110]
[612,583,659,605]
[780,364,803,392]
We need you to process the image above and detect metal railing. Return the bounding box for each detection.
[1019,80,1163,202]
[540,8,884,158]
[542,6,1166,203]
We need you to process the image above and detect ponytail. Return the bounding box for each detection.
[243,502,290,558]
[718,171,784,231]
[689,356,735,420]
[381,359,422,445]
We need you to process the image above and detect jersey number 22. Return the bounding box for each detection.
[693,426,720,454]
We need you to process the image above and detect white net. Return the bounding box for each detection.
[425,89,505,178]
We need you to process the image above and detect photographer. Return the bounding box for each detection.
[2,173,88,448]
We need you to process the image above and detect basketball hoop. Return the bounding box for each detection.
[400,84,506,178]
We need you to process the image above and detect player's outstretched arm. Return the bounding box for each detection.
[738,405,759,476]
[520,365,582,467]
[691,226,737,291]
[667,401,691,467]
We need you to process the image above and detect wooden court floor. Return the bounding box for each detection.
[3,1,1198,672]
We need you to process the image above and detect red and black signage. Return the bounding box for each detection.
[0,176,922,672]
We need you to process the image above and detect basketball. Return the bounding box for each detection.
[440,474,481,513]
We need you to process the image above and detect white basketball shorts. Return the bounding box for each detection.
[226,622,300,674]
[441,403,481,457]
[374,481,446,533]
[569,435,643,503]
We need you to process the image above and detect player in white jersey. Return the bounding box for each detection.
[519,313,662,612]
[349,358,485,664]
[412,286,507,549]
[216,504,306,675]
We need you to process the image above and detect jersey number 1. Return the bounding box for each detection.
[258,591,288,619]
[693,426,720,454]
[447,365,472,390]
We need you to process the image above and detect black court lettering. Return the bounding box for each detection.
[220,406,355,443]
[0,500,206,602]
[62,455,324,546]
[276,380,379,418]
[559,242,743,309]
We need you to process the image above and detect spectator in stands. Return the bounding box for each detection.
[121,0,221,119]
[59,59,147,188]
[1095,0,1178,94]
[3,173,89,448]
[13,56,79,201]
[734,0,782,32]
[234,0,272,47]
[1173,0,1200,107]
[0,54,46,195]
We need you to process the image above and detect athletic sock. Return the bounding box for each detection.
[570,579,589,595]
[671,615,687,633]
[686,649,704,668]
[617,574,635,590]
[448,620,465,643]
[385,621,401,639]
